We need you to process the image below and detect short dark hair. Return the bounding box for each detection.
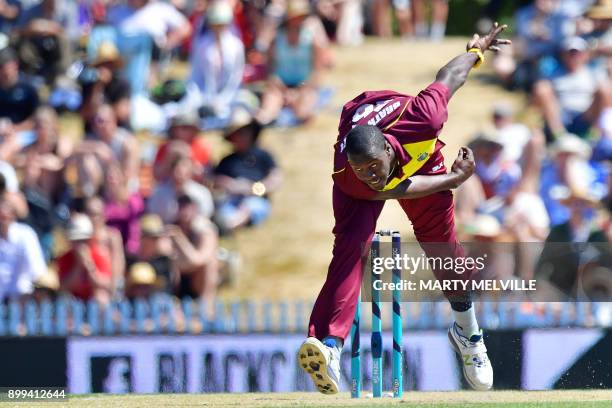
[345,125,386,159]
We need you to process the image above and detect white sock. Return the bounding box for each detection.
[452,307,480,338]
[430,22,446,40]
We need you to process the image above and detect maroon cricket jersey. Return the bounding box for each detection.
[332,82,450,199]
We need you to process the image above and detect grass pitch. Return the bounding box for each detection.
[6,391,612,408]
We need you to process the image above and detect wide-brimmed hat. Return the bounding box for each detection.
[140,214,165,237]
[462,214,502,238]
[587,0,612,19]
[550,134,592,160]
[128,262,158,286]
[170,111,200,130]
[206,0,233,25]
[224,107,258,138]
[34,267,60,291]
[286,0,311,19]
[66,213,94,241]
[92,41,123,68]
[468,129,503,149]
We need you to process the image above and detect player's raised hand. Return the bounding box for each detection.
[450,147,475,186]
[467,22,511,53]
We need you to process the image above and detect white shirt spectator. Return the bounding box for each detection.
[189,29,245,118]
[108,2,188,48]
[0,161,19,192]
[0,222,46,300]
[147,180,214,224]
[496,124,532,163]
[551,65,606,114]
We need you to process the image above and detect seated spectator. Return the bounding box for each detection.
[107,0,191,95]
[80,42,132,131]
[153,111,213,181]
[0,185,46,301]
[102,165,145,256]
[0,45,39,131]
[469,131,522,200]
[255,0,329,124]
[84,196,125,297]
[188,0,244,121]
[0,1,19,36]
[169,194,219,304]
[16,108,71,258]
[412,0,448,40]
[494,0,572,88]
[57,213,112,304]
[15,0,78,83]
[540,134,608,226]
[215,109,282,231]
[0,160,28,218]
[490,102,546,193]
[533,36,612,138]
[536,189,611,299]
[127,213,177,295]
[148,153,214,224]
[78,104,140,190]
[456,130,550,243]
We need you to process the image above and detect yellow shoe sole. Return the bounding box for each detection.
[297,337,339,395]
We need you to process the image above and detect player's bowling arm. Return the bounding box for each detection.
[435,53,480,96]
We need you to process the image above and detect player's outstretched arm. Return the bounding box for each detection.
[435,23,510,96]
[372,147,475,200]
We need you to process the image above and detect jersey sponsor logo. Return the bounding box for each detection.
[416,152,429,162]
[431,162,444,172]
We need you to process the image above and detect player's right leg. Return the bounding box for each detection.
[399,189,493,390]
[299,185,384,394]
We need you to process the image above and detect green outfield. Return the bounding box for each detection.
[4,391,612,408]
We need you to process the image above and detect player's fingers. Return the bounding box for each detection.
[462,146,474,161]
[490,46,501,52]
[494,39,512,45]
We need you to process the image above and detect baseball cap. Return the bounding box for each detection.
[0,46,17,66]
[66,213,94,241]
[492,102,514,118]
[587,0,612,20]
[140,214,165,237]
[562,36,588,52]
[206,1,233,25]
[550,133,592,160]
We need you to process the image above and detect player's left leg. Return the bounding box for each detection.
[399,190,493,390]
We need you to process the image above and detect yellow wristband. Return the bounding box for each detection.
[468,48,485,68]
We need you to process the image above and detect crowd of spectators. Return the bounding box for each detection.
[6,0,612,309]
[457,0,612,301]
[0,0,453,308]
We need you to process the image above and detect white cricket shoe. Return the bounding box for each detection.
[448,322,494,390]
[297,337,340,394]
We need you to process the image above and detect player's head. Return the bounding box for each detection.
[346,125,394,191]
